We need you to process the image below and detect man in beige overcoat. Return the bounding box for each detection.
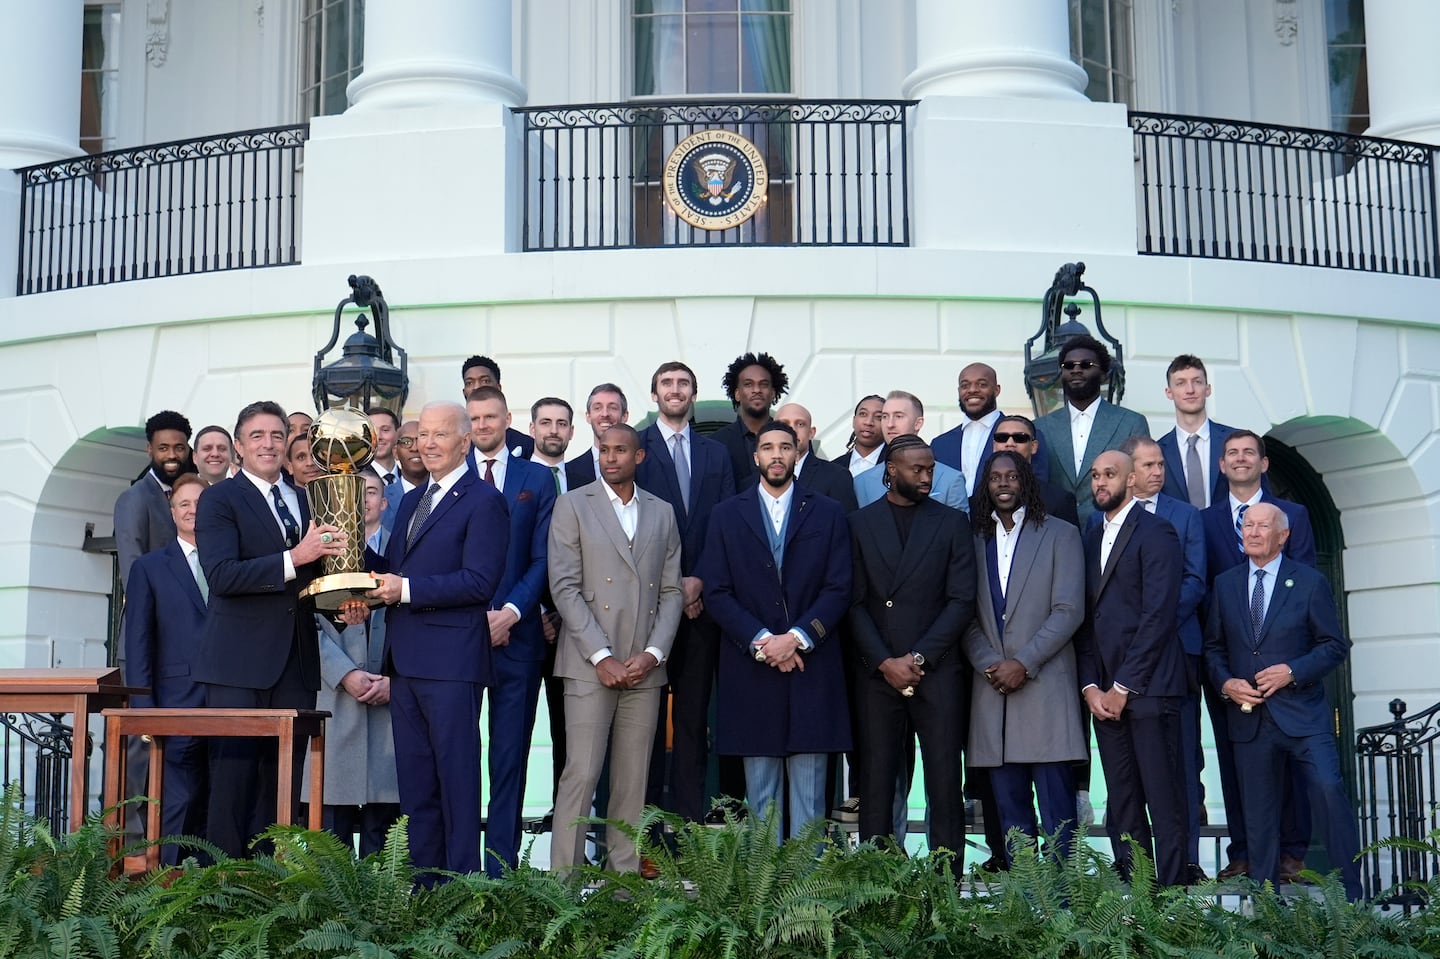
[547,424,683,874]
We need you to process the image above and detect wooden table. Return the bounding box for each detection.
[0,668,142,833]
[102,707,328,872]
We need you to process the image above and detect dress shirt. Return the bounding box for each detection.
[178,536,202,584]
[240,468,300,582]
[588,481,665,667]
[992,506,1026,595]
[1229,489,1263,530]
[1179,419,1212,506]
[962,410,1002,494]
[375,460,401,486]
[398,475,417,495]
[758,481,793,536]
[534,457,567,494]
[1098,496,1140,573]
[847,445,883,478]
[1133,496,1157,513]
[1247,553,1284,622]
[655,420,692,474]
[480,444,511,491]
[149,467,173,497]
[1068,401,1096,476]
[398,462,469,605]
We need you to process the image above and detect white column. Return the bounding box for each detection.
[346,0,525,111]
[1363,0,1440,144]
[902,0,1086,101]
[0,0,82,168]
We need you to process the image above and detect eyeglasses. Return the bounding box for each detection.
[396,436,416,449]
[1060,360,1098,371]
[993,432,1032,444]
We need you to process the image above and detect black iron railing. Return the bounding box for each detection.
[1355,698,1440,909]
[15,124,307,295]
[1131,113,1439,277]
[1,712,77,835]
[515,100,915,251]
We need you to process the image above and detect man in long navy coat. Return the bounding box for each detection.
[701,421,852,840]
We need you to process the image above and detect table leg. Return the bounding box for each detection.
[71,699,90,834]
[102,716,124,862]
[276,724,295,826]
[308,729,325,830]
[146,737,166,873]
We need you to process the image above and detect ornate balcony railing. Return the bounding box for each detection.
[1131,113,1439,277]
[15,124,307,295]
[1,712,77,835]
[1355,698,1440,909]
[514,100,915,251]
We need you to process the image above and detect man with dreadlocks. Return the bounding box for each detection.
[848,434,976,860]
[714,352,789,488]
[962,451,1087,864]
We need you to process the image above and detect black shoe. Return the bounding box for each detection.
[703,799,746,825]
[978,855,1008,874]
[833,797,860,823]
[1185,863,1209,885]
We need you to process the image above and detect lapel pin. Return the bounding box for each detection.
[1284,579,1294,588]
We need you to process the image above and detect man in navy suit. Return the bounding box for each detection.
[125,472,211,865]
[1157,355,1237,509]
[1204,502,1362,900]
[366,400,510,878]
[702,421,852,839]
[565,383,628,490]
[832,395,886,477]
[1036,335,1151,526]
[462,355,535,459]
[636,361,737,823]
[1201,428,1317,881]
[466,388,557,876]
[1077,450,1188,886]
[713,352,788,488]
[193,401,348,859]
[932,363,1051,494]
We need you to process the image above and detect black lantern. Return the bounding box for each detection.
[1023,262,1126,418]
[312,274,408,415]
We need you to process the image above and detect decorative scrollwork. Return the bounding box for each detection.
[518,99,914,131]
[19,124,309,185]
[0,712,75,759]
[1355,700,1440,759]
[1129,112,1433,165]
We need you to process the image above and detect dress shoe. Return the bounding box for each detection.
[639,856,661,880]
[1216,859,1249,880]
[1185,863,1209,885]
[1279,854,1307,883]
[833,797,860,823]
[978,855,1009,874]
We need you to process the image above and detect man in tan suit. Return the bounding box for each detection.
[547,424,683,874]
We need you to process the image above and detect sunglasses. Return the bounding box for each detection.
[1060,360,1098,371]
[993,432,1033,444]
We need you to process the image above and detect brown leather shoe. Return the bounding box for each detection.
[1279,854,1307,883]
[1216,859,1249,880]
[639,856,661,880]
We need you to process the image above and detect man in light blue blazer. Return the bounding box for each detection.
[854,391,968,512]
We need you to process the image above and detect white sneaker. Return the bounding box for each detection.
[1076,791,1095,826]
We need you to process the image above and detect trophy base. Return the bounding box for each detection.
[301,572,386,611]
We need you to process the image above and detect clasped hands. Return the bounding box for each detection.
[1084,684,1129,721]
[596,652,660,690]
[983,659,1027,696]
[339,668,390,705]
[754,631,805,673]
[1223,663,1294,710]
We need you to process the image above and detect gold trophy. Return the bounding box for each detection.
[299,406,385,610]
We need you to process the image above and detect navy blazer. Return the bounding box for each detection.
[1086,493,1207,656]
[1077,504,1185,697]
[1203,558,1348,741]
[193,474,322,691]
[124,541,209,710]
[1201,492,1316,589]
[564,448,596,490]
[491,456,557,663]
[636,425,735,576]
[1035,400,1151,524]
[700,485,853,757]
[732,453,858,513]
[931,412,1051,486]
[378,468,511,684]
[1157,420,1236,507]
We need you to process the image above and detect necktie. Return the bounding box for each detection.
[384,472,396,487]
[1235,503,1248,553]
[671,433,691,514]
[408,482,440,550]
[189,549,209,602]
[483,459,497,487]
[1250,569,1267,642]
[270,485,300,548]
[550,465,562,494]
[1185,433,1206,508]
[1138,498,1155,513]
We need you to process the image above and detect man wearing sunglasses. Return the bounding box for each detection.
[973,414,1080,529]
[1035,335,1151,526]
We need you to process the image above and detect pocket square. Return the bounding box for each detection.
[517,489,534,503]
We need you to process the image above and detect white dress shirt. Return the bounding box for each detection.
[1179,419,1212,505]
[1133,496,1157,514]
[1229,489,1263,530]
[588,482,665,666]
[240,468,301,582]
[962,410,1002,495]
[1068,401,1097,476]
[847,445,883,478]
[1098,496,1140,572]
[759,481,794,535]
[477,444,510,490]
[398,462,470,604]
[992,506,1026,595]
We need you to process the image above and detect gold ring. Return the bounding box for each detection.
[1240,703,1253,714]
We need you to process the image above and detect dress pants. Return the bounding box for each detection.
[324,802,401,858]
[157,735,208,866]
[1091,694,1188,886]
[552,680,660,874]
[743,753,828,842]
[389,674,483,879]
[1179,656,1205,863]
[485,653,545,877]
[989,761,1077,862]
[1234,710,1362,901]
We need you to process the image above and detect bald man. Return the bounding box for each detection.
[931,363,1050,494]
[774,403,859,513]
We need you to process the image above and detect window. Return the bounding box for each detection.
[1326,0,1367,135]
[300,0,364,121]
[80,2,122,154]
[1069,0,1134,107]
[633,0,792,98]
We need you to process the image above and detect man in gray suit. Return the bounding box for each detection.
[1035,335,1150,525]
[114,410,194,584]
[547,424,683,874]
[963,451,1087,862]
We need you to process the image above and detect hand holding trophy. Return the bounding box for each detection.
[299,406,387,610]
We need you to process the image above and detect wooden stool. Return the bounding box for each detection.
[102,707,328,873]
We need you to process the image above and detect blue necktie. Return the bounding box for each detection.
[1250,569,1266,644]
[1234,503,1248,553]
[408,483,440,550]
[271,485,300,548]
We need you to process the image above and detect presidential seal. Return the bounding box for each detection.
[663,129,769,231]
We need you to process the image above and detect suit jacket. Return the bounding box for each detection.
[792,453,860,513]
[636,425,735,576]
[1200,492,1317,590]
[931,412,1051,486]
[831,444,884,472]
[854,459,969,512]
[491,457,558,663]
[712,417,760,488]
[546,481,683,684]
[1086,494,1207,656]
[1035,400,1151,524]
[378,468,510,684]
[505,426,535,459]
[124,540,209,710]
[962,516,1087,766]
[970,476,1080,529]
[193,474,322,690]
[1203,558,1348,741]
[307,605,399,806]
[564,448,596,490]
[701,485,853,757]
[1157,420,1237,507]
[114,471,177,586]
[1077,504,1185,698]
[847,496,975,671]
